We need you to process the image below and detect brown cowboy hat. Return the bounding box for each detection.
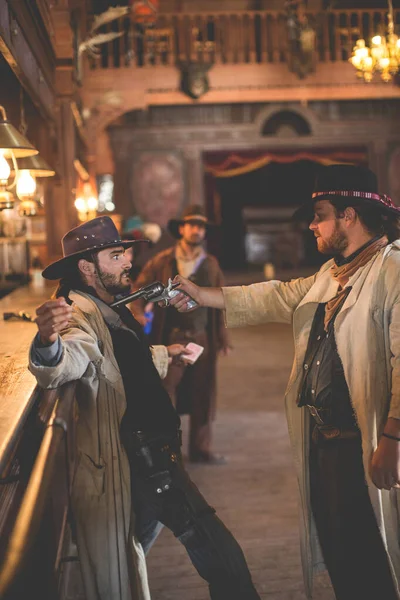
[293,164,400,221]
[168,204,216,239]
[42,216,149,280]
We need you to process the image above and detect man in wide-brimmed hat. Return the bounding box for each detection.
[28,216,260,600]
[132,204,231,464]
[169,165,400,600]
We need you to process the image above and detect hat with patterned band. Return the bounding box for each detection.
[42,216,149,280]
[293,164,400,221]
[168,204,216,239]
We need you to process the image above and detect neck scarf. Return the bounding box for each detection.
[324,235,388,330]
[175,241,206,278]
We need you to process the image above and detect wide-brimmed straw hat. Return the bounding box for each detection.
[42,216,149,280]
[168,204,215,239]
[293,164,400,221]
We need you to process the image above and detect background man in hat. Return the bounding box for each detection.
[168,165,400,600]
[28,216,260,600]
[132,204,231,464]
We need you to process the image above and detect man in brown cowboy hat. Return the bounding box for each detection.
[169,165,400,600]
[132,204,231,464]
[28,216,260,600]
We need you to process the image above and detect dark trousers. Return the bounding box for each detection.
[310,432,398,600]
[163,329,214,459]
[130,458,260,600]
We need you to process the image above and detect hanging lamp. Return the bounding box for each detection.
[0,105,38,210]
[0,106,38,158]
[15,154,55,177]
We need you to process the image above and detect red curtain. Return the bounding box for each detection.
[203,147,368,222]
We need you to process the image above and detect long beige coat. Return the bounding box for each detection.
[29,291,170,600]
[222,241,400,599]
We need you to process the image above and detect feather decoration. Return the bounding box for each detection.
[90,6,130,34]
[79,32,124,57]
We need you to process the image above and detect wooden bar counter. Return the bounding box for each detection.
[0,280,79,600]
[0,281,55,476]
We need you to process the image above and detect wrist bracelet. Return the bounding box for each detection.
[382,432,400,442]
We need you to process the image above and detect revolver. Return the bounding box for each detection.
[110,278,198,310]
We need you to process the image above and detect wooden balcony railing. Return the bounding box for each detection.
[90,8,400,69]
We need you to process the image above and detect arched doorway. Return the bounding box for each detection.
[204,147,368,270]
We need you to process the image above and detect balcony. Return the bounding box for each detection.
[90,7,399,70]
[81,7,400,128]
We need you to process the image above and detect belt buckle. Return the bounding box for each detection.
[306,405,325,426]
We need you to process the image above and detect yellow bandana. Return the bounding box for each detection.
[324,235,388,330]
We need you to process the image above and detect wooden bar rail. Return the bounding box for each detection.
[0,383,77,600]
[91,8,400,70]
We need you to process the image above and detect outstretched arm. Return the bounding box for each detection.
[170,272,318,327]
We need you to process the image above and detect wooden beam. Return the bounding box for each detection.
[0,1,55,120]
[7,0,56,82]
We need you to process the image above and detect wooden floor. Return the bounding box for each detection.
[146,322,335,600]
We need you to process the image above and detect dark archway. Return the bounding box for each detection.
[262,111,312,136]
[215,160,321,270]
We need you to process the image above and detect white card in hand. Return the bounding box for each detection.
[183,342,204,365]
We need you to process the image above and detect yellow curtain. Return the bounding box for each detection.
[205,151,365,179]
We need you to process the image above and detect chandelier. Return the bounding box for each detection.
[350,0,400,83]
[75,180,99,222]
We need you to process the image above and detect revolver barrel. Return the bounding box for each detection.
[110,281,165,308]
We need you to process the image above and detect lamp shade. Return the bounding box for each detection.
[0,107,38,158]
[15,154,55,177]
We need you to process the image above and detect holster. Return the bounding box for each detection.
[128,430,182,494]
[312,424,360,444]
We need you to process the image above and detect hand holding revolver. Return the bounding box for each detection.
[168,275,226,312]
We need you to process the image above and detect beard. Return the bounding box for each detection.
[316,221,348,255]
[97,268,131,296]
[183,234,204,247]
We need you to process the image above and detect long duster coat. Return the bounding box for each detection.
[29,291,170,600]
[222,241,400,599]
[133,246,228,416]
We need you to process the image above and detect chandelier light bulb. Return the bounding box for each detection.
[0,151,11,183]
[74,197,86,212]
[16,169,36,199]
[357,47,369,59]
[372,35,382,46]
[350,55,361,68]
[371,46,384,59]
[87,196,98,211]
